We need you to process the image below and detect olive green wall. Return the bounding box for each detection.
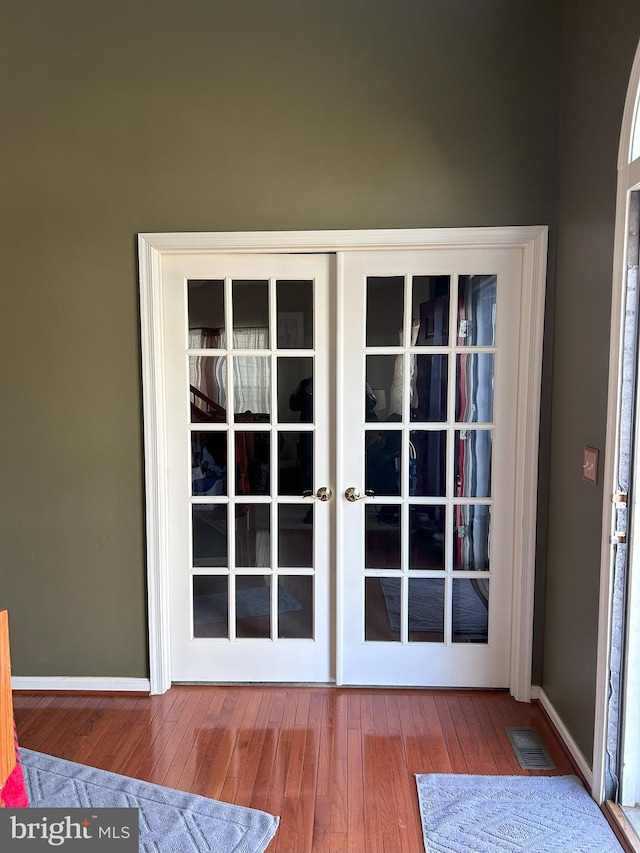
[543,1,640,764]
[0,0,562,677]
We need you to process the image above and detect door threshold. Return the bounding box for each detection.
[173,681,336,687]
[604,801,640,853]
[172,682,509,691]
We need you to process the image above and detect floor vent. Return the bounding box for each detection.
[505,727,556,770]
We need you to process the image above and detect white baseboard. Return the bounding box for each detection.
[530,684,541,699]
[538,688,593,785]
[12,676,150,693]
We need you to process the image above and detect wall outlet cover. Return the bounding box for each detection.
[583,446,599,484]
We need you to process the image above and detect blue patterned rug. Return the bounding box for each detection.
[415,773,621,852]
[20,748,278,853]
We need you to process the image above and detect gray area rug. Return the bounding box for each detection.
[194,586,301,625]
[415,773,621,852]
[381,578,488,637]
[21,748,278,853]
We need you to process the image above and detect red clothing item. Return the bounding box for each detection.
[1,727,28,808]
[1,760,28,807]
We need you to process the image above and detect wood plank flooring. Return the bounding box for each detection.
[13,687,580,853]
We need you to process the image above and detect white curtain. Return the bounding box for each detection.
[389,321,420,415]
[190,327,270,416]
[232,327,270,415]
[189,329,222,416]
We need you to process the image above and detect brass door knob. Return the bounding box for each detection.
[344,487,374,502]
[303,487,333,502]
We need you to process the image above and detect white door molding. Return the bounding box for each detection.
[138,227,548,696]
[593,37,640,805]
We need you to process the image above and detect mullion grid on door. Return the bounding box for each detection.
[363,272,450,645]
[444,274,458,646]
[404,271,453,646]
[190,276,278,642]
[184,276,231,640]
[450,272,495,645]
[224,276,240,640]
[364,268,495,647]
[271,276,317,643]
[400,273,411,644]
[269,276,278,642]
[360,275,396,642]
[230,276,278,642]
[188,427,230,641]
[400,271,495,646]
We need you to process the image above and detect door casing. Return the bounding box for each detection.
[592,36,640,805]
[138,227,548,698]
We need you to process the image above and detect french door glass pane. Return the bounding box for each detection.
[366,276,404,346]
[235,432,270,495]
[456,353,494,423]
[457,275,497,346]
[278,576,313,639]
[365,430,401,496]
[409,506,445,569]
[191,431,227,496]
[413,275,450,346]
[192,505,228,568]
[276,280,314,348]
[278,431,313,496]
[454,430,492,498]
[188,280,225,345]
[408,578,445,643]
[232,280,269,348]
[190,356,226,423]
[454,505,491,571]
[410,430,446,497]
[193,575,228,638]
[452,579,489,643]
[365,354,395,421]
[233,355,271,420]
[236,505,270,568]
[278,358,313,423]
[412,354,448,421]
[235,575,271,639]
[278,504,313,568]
[365,505,401,569]
[365,577,401,641]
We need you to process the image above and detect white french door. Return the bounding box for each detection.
[338,249,520,687]
[140,228,546,694]
[163,253,333,682]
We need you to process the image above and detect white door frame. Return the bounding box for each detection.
[592,38,640,805]
[138,227,548,697]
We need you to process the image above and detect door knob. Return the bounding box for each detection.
[344,487,374,502]
[302,487,333,502]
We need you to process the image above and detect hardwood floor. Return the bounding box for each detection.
[14,687,579,853]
